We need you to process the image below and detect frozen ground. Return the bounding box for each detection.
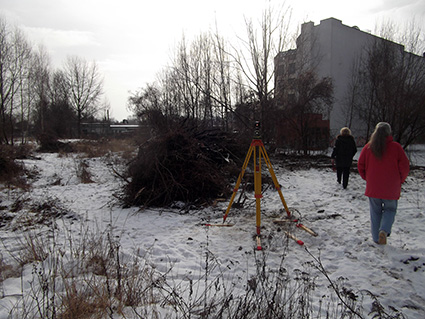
[0,145,424,318]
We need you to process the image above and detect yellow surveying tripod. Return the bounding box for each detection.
[222,121,291,250]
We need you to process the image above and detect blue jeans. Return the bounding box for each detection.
[368,197,398,243]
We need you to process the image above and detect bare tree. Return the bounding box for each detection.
[130,31,237,132]
[64,55,103,137]
[0,18,32,144]
[48,70,69,107]
[128,82,169,132]
[10,27,32,144]
[128,3,292,137]
[44,70,76,138]
[346,21,425,147]
[211,27,233,130]
[231,3,292,140]
[17,38,34,143]
[31,45,51,138]
[277,70,333,153]
[0,17,14,144]
[98,98,112,122]
[170,35,202,120]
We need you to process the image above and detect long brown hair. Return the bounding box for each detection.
[369,122,391,159]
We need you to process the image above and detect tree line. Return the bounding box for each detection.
[127,4,297,144]
[128,11,425,150]
[2,6,424,149]
[344,21,425,147]
[0,17,105,145]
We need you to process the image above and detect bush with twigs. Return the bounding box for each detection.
[0,141,407,318]
[1,212,405,318]
[0,144,33,189]
[124,122,245,208]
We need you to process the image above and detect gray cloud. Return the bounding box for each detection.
[370,0,425,15]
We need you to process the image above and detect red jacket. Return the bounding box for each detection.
[357,136,410,200]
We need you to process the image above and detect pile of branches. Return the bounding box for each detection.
[124,123,245,208]
[37,133,73,153]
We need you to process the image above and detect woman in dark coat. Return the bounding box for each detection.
[331,127,357,189]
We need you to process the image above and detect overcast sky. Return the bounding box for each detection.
[1,0,424,120]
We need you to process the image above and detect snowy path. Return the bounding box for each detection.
[0,153,424,318]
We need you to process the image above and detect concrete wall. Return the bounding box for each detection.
[275,18,389,141]
[313,18,377,138]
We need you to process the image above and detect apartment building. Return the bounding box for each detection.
[274,17,413,144]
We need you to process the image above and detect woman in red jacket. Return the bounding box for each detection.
[357,122,410,245]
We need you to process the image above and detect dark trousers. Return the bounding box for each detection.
[336,167,350,189]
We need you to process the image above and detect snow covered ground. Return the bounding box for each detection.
[0,145,424,318]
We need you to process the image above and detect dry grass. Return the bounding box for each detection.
[0,253,19,297]
[7,197,76,232]
[76,160,94,183]
[0,144,33,189]
[1,204,404,318]
[0,138,406,318]
[71,138,138,159]
[59,281,111,319]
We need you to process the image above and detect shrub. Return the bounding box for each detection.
[0,145,31,188]
[124,123,244,207]
[37,133,74,153]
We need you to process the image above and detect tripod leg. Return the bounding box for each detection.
[254,145,262,235]
[223,145,253,222]
[260,145,291,217]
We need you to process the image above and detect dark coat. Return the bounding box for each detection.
[331,135,357,168]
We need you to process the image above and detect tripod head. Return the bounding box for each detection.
[254,121,261,139]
